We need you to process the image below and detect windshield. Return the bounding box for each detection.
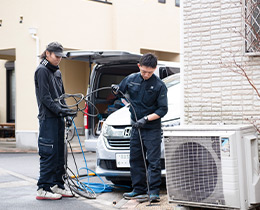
[163,74,180,88]
[165,79,180,88]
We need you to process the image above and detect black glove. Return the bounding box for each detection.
[65,116,73,127]
[111,84,119,94]
[132,116,148,128]
[59,108,77,117]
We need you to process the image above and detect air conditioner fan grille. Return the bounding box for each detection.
[165,136,225,205]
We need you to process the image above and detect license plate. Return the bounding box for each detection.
[116,153,130,168]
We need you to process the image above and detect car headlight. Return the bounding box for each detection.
[102,123,124,137]
[102,123,110,137]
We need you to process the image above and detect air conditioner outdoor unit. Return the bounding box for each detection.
[163,125,260,210]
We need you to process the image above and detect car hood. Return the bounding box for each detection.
[105,106,131,126]
[64,50,142,65]
[162,83,181,122]
[104,74,181,127]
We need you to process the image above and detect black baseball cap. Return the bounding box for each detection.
[46,42,66,57]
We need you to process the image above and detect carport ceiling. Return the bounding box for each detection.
[0,49,15,60]
[0,49,15,56]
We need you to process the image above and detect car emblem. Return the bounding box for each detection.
[124,127,132,137]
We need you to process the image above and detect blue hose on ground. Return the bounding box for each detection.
[71,120,130,193]
[72,120,113,193]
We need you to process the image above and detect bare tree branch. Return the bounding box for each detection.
[246,117,260,133]
[221,0,260,132]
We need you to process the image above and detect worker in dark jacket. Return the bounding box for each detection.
[112,53,168,202]
[34,42,75,200]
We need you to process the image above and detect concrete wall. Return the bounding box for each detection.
[183,0,260,125]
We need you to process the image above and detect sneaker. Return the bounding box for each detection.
[51,185,74,197]
[150,194,160,202]
[136,194,149,203]
[36,188,62,200]
[123,191,146,200]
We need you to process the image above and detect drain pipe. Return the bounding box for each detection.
[180,1,184,126]
[29,28,39,65]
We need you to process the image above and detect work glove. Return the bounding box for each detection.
[132,116,148,129]
[65,116,73,127]
[59,108,77,117]
[111,84,120,95]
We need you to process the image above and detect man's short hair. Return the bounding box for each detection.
[139,53,157,68]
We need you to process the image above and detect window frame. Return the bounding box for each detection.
[175,0,180,7]
[89,0,112,5]
[244,0,260,56]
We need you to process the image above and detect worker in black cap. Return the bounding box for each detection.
[34,42,76,200]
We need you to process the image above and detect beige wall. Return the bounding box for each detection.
[0,0,114,131]
[113,0,180,54]
[60,60,90,128]
[37,0,114,51]
[0,0,180,147]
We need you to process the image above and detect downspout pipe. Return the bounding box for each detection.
[29,28,40,65]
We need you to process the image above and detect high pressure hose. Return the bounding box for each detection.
[117,90,152,205]
[56,87,151,203]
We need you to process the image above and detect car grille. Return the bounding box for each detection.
[107,138,130,148]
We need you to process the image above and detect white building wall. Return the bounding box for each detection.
[183,0,260,125]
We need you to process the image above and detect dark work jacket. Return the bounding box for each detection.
[34,61,65,120]
[119,72,168,129]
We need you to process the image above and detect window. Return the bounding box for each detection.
[97,74,125,99]
[175,0,180,7]
[89,0,112,5]
[158,0,166,3]
[159,67,180,79]
[5,62,15,122]
[245,0,260,53]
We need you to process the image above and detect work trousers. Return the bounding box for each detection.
[130,127,161,195]
[37,117,65,191]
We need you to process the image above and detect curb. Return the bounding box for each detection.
[0,149,37,153]
[0,148,87,154]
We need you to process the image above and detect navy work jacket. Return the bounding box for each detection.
[34,63,65,120]
[119,72,168,129]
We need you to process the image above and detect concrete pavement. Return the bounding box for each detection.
[0,137,190,210]
[0,153,180,210]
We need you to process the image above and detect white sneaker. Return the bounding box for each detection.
[51,185,74,197]
[36,188,62,200]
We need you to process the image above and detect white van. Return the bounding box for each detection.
[65,51,180,152]
[96,73,181,185]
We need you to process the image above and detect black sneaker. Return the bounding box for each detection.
[150,194,160,202]
[123,191,146,200]
[136,194,149,203]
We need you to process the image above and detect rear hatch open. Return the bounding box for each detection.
[64,50,142,139]
[65,50,142,65]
